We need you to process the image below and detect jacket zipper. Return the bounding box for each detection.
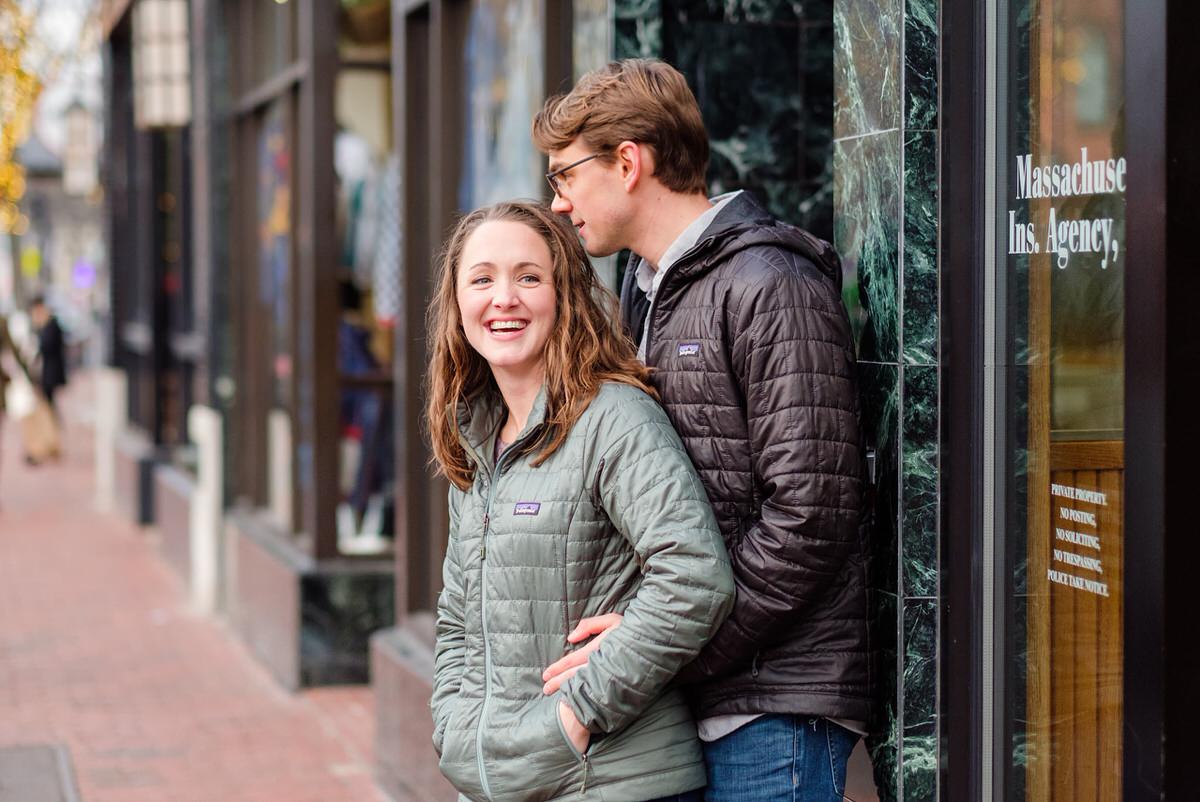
[475,499,496,802]
[474,436,529,802]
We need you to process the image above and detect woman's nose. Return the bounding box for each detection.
[491,280,519,307]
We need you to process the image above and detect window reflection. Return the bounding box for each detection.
[1003,0,1126,798]
[459,0,545,210]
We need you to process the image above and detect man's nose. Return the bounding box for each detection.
[550,193,571,214]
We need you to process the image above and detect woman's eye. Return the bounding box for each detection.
[470,275,491,285]
[518,274,541,285]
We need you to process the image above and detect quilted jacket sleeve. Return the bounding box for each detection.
[431,489,466,754]
[560,394,734,735]
[680,255,865,682]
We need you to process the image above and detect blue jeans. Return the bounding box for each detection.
[702,716,859,802]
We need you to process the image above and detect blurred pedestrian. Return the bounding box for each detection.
[30,296,67,419]
[0,313,39,490]
[0,315,13,493]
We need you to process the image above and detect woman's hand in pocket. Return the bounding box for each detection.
[558,700,591,754]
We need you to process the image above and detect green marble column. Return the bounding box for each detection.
[835,0,941,796]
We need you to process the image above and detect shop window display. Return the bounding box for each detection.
[258,102,292,412]
[334,49,397,554]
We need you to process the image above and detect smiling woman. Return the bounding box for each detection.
[422,200,734,802]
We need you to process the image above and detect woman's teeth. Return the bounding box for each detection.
[489,321,528,332]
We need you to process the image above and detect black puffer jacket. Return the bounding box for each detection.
[619,192,872,722]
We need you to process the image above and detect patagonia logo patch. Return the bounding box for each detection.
[513,502,541,516]
[677,342,701,357]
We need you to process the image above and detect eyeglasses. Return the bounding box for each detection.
[545,153,601,197]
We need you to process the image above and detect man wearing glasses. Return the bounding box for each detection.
[533,59,872,802]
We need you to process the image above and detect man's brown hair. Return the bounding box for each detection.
[533,58,709,195]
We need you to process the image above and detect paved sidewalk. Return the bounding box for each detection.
[0,378,393,802]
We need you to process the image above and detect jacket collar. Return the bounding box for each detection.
[453,384,549,472]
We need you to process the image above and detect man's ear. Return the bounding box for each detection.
[616,140,650,193]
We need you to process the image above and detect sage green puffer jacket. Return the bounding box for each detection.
[432,383,734,802]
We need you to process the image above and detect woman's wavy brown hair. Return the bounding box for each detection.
[426,200,654,490]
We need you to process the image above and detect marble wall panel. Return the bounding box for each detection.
[901,598,938,802]
[904,0,938,130]
[835,130,900,362]
[834,0,942,793]
[860,361,899,593]
[903,131,938,365]
[614,0,662,57]
[803,19,836,182]
[800,20,836,238]
[902,365,938,597]
[803,0,835,19]
[834,0,902,140]
[869,592,900,802]
[659,2,834,237]
[664,0,802,22]
[860,360,900,802]
[672,24,804,212]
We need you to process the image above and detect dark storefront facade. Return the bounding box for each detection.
[102,1,199,529]
[99,0,1194,800]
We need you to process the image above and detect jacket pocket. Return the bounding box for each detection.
[436,700,484,799]
[553,699,599,795]
[481,698,584,802]
[432,694,459,755]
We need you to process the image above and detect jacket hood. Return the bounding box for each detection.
[676,192,843,292]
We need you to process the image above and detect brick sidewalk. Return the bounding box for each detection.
[0,378,393,802]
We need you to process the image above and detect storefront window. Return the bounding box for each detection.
[334,60,397,554]
[258,100,293,412]
[458,0,545,209]
[1001,0,1126,798]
